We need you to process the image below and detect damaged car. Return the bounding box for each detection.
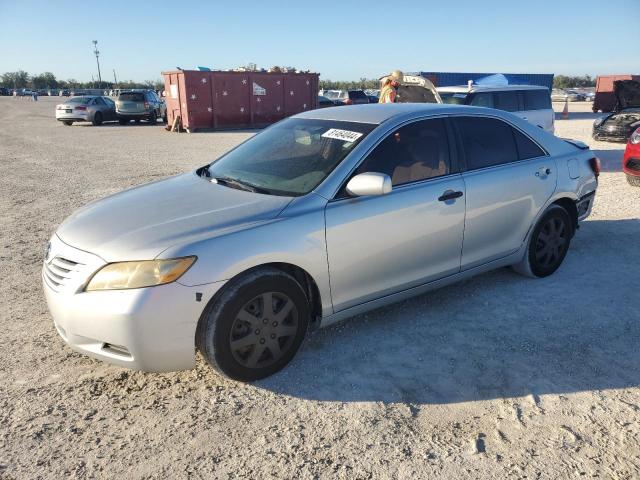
[592,80,640,142]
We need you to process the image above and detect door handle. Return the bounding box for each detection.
[438,190,464,202]
[535,167,551,177]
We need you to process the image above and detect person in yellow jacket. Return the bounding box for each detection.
[379,70,403,103]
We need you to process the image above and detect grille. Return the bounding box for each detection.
[626,158,640,172]
[43,256,85,292]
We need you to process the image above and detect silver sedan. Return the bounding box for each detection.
[55,96,117,126]
[44,103,599,380]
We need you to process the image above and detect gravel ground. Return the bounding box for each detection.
[1,98,639,479]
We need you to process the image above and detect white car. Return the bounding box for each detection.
[438,85,555,134]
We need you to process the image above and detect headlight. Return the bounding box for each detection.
[631,128,640,145]
[593,117,605,126]
[86,256,196,291]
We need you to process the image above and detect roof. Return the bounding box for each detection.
[295,103,483,124]
[437,84,548,93]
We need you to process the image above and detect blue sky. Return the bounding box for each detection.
[1,0,638,82]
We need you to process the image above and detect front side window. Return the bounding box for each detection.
[353,118,450,186]
[470,92,494,108]
[207,118,375,196]
[455,116,518,170]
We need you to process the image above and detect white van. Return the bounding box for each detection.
[437,85,554,134]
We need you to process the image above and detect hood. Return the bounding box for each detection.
[396,75,442,104]
[600,109,640,128]
[614,80,640,110]
[57,172,292,261]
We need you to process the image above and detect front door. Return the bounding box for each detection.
[325,118,466,312]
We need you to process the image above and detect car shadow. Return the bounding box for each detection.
[256,219,640,405]
[592,149,625,172]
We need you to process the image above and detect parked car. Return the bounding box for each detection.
[115,90,166,124]
[331,89,370,105]
[366,94,379,103]
[55,96,118,126]
[59,90,70,97]
[551,89,568,102]
[317,95,337,108]
[44,103,599,380]
[623,128,640,186]
[0,87,10,96]
[439,85,555,133]
[566,89,587,101]
[592,80,640,142]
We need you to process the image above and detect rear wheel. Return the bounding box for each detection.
[626,174,640,187]
[62,120,73,126]
[118,118,129,125]
[513,205,572,278]
[92,111,103,126]
[134,118,141,124]
[196,268,309,381]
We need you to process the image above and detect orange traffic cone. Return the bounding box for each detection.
[562,98,569,119]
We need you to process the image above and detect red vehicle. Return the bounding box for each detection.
[623,127,640,186]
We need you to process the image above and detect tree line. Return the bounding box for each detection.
[0,70,164,91]
[552,75,596,89]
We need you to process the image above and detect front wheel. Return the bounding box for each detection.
[196,268,309,381]
[148,111,157,124]
[62,120,73,126]
[626,174,640,187]
[118,118,129,125]
[513,205,573,278]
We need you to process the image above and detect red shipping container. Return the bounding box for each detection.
[593,74,640,113]
[162,70,319,132]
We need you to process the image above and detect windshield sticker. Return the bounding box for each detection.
[321,128,363,142]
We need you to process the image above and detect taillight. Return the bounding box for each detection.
[630,127,640,145]
[589,157,601,178]
[75,106,87,111]
[144,102,150,109]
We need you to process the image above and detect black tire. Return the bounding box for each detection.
[62,120,73,126]
[134,118,141,124]
[626,174,640,187]
[196,267,309,381]
[92,111,103,126]
[513,205,573,278]
[162,112,168,123]
[148,111,157,125]
[118,118,129,125]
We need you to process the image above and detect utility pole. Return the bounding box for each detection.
[113,69,118,88]
[92,40,102,87]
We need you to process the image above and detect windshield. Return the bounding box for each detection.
[207,118,376,196]
[439,92,469,105]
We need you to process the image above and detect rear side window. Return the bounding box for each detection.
[455,117,518,170]
[523,89,551,110]
[119,92,145,102]
[354,118,450,186]
[494,91,519,112]
[470,92,494,108]
[513,129,545,159]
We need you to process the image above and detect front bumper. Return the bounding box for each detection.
[592,126,632,143]
[43,236,225,372]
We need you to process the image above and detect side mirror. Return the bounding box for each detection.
[346,172,392,197]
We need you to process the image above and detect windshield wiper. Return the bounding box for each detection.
[211,176,271,194]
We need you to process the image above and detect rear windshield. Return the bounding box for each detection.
[440,92,468,105]
[66,97,91,104]
[119,92,145,102]
[348,90,367,99]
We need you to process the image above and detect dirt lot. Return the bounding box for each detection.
[1,97,639,479]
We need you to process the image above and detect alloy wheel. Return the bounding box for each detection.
[535,216,568,269]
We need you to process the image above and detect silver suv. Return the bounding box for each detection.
[116,90,166,124]
[44,104,598,381]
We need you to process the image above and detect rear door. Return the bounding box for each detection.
[325,118,466,311]
[454,116,556,269]
[520,89,554,133]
